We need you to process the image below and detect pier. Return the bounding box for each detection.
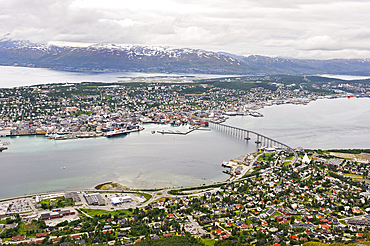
[157,126,206,135]
[208,122,298,164]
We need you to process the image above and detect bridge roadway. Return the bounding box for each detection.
[208,122,298,164]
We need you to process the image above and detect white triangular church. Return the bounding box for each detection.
[302,153,310,164]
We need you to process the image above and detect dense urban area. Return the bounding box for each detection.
[0,75,369,138]
[1,75,370,245]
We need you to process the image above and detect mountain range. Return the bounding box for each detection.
[1,37,370,75]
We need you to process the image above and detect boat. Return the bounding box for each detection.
[249,111,264,117]
[105,128,128,137]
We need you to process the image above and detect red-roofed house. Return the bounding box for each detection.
[240,224,249,229]
[12,235,26,241]
[36,232,48,238]
[320,224,330,229]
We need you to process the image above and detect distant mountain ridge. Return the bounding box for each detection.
[1,37,370,75]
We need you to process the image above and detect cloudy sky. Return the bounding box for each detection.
[1,0,370,59]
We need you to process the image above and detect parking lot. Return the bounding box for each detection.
[0,198,34,215]
[81,193,147,210]
[43,209,80,227]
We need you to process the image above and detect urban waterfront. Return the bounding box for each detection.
[0,123,256,199]
[1,97,369,199]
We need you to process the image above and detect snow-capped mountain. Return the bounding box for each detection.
[0,40,248,74]
[0,34,33,48]
[1,38,370,75]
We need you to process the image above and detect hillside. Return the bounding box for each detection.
[1,38,370,75]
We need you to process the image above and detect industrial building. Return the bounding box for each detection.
[83,193,105,206]
[40,210,75,220]
[110,195,132,205]
[64,192,82,205]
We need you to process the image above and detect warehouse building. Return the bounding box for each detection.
[64,192,82,205]
[40,210,75,220]
[83,193,105,206]
[110,195,132,205]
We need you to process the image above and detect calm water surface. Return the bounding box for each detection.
[1,98,369,199]
[227,98,370,149]
[1,66,370,198]
[0,124,257,198]
[0,65,234,88]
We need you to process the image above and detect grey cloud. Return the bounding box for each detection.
[0,0,370,59]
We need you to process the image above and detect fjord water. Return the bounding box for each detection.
[1,98,369,199]
[0,65,233,88]
[1,66,370,198]
[227,97,370,149]
[0,124,257,199]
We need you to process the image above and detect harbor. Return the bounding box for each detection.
[155,125,210,135]
[0,94,370,198]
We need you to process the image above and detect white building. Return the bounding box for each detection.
[110,195,132,205]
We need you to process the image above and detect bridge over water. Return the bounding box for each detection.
[208,122,298,164]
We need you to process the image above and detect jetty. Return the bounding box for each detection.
[157,126,208,135]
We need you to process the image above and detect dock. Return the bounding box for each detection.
[156,126,210,135]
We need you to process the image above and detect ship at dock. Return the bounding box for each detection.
[105,125,144,137]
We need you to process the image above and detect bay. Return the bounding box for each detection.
[227,97,370,149]
[1,98,369,199]
[0,124,257,199]
[1,66,370,199]
[0,65,234,88]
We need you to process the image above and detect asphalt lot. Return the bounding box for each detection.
[81,193,146,210]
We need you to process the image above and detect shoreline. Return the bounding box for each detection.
[1,97,369,200]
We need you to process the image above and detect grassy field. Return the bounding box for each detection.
[283,161,291,166]
[80,208,133,217]
[38,196,74,209]
[135,192,152,202]
[344,173,363,178]
[201,239,215,246]
[344,174,370,184]
[257,153,275,161]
